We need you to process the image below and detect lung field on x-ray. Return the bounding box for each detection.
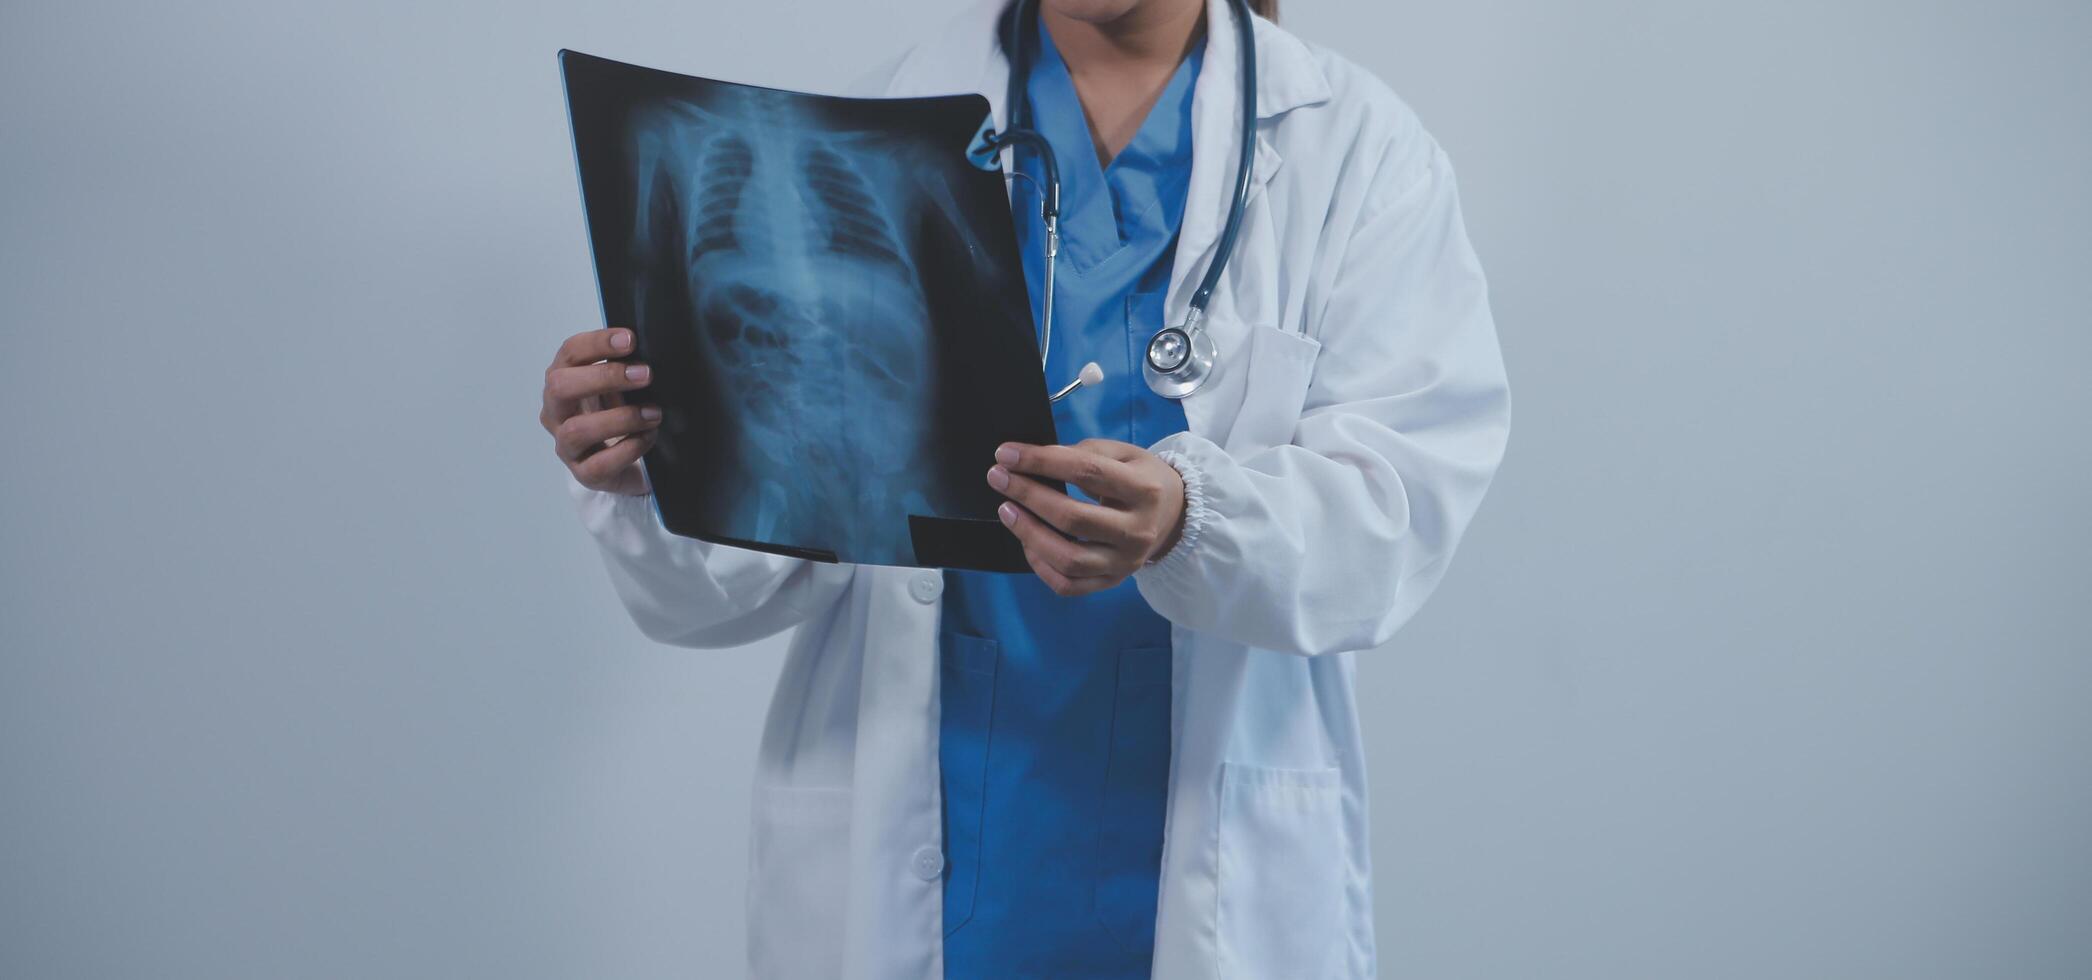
[637,95,938,561]
[563,52,1054,568]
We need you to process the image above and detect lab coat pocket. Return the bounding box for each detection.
[747,783,852,980]
[1092,644,1173,951]
[938,630,1000,937]
[1217,763,1346,979]
[1223,325,1323,455]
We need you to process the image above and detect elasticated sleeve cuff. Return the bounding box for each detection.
[1144,445,1214,579]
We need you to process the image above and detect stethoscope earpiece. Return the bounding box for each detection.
[1048,361,1105,402]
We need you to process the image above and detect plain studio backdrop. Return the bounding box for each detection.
[2,1,2086,977]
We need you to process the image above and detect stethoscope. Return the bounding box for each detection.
[981,0,1259,402]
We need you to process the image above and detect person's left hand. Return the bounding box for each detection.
[988,439,1187,596]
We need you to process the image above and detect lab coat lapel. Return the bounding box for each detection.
[1167,0,1327,444]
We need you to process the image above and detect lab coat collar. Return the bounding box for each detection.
[884,0,1331,135]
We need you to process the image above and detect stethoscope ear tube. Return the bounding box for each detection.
[985,127,1061,383]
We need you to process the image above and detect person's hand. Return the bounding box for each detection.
[987,439,1187,596]
[541,327,659,497]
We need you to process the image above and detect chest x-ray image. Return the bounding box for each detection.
[561,51,1059,571]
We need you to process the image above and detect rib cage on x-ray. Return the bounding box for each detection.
[631,96,939,562]
[562,51,1056,570]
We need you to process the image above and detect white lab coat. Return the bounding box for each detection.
[568,1,1510,976]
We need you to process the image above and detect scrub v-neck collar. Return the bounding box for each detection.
[1025,18,1205,273]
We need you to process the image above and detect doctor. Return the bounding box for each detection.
[540,0,1508,976]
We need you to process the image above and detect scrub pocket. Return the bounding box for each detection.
[939,630,1000,937]
[1121,290,1189,450]
[1092,644,1173,950]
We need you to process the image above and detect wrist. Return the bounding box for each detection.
[1147,486,1187,565]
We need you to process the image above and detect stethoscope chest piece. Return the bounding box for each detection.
[1143,319,1219,399]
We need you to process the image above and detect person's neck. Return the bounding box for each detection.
[1039,0,1206,164]
[1041,0,1206,80]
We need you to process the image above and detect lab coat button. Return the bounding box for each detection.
[908,572,943,604]
[910,845,945,881]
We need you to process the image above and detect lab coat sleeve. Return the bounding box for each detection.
[1135,136,1510,656]
[845,53,907,97]
[568,476,855,649]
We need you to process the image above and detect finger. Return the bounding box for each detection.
[996,443,1145,501]
[555,403,663,462]
[1022,546,1115,598]
[571,429,655,488]
[1073,438,1147,463]
[546,360,652,406]
[987,466,1131,544]
[1000,502,1122,579]
[542,331,645,431]
[552,327,637,369]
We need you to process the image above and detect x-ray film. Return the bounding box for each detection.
[560,51,1059,572]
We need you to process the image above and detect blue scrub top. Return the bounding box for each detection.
[938,19,1202,979]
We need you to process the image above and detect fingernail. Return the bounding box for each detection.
[639,406,662,422]
[610,329,633,350]
[998,503,1016,526]
[625,364,650,382]
[986,466,1009,491]
[995,445,1020,465]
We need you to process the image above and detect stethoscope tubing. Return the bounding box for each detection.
[988,0,1258,401]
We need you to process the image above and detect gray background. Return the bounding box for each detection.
[2,0,2086,977]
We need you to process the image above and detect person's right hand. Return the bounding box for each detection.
[542,327,660,497]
